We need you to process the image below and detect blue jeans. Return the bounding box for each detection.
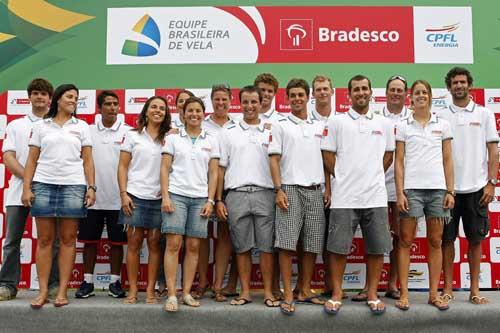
[0,206,59,294]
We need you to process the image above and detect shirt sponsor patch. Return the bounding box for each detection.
[69,130,81,137]
[371,130,383,135]
[469,122,481,127]
[201,147,212,152]
[431,130,442,135]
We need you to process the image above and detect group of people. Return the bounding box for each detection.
[0,67,497,316]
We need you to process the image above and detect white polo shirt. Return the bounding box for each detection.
[436,100,499,193]
[396,113,453,190]
[310,108,338,123]
[162,128,220,198]
[382,106,410,202]
[321,109,395,209]
[121,129,162,200]
[202,114,236,136]
[259,109,285,125]
[268,114,325,186]
[171,118,185,129]
[2,112,43,206]
[29,117,92,185]
[219,120,273,190]
[90,119,131,210]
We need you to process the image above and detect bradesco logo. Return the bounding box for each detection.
[318,26,400,43]
[280,19,313,50]
[10,98,30,105]
[122,14,161,57]
[128,97,149,105]
[425,23,459,48]
[488,97,500,104]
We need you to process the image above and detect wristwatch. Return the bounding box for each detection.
[88,185,97,192]
[207,199,215,205]
[446,190,456,197]
[274,185,283,193]
[488,179,498,186]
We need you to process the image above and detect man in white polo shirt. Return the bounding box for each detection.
[321,75,394,315]
[0,78,59,301]
[75,91,131,299]
[217,86,278,307]
[269,78,328,315]
[438,67,499,305]
[353,75,409,302]
[254,73,285,125]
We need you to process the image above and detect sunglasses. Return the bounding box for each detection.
[388,75,407,83]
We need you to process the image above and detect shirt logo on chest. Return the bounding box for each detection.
[69,130,81,137]
[469,122,481,127]
[431,130,442,135]
[371,130,383,136]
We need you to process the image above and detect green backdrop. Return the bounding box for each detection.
[0,0,499,92]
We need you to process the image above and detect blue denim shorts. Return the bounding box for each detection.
[400,189,450,219]
[161,192,208,238]
[31,181,87,218]
[119,193,162,230]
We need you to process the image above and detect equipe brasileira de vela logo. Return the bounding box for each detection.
[121,14,161,57]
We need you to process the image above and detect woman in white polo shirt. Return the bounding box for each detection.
[118,96,171,305]
[22,84,96,308]
[394,80,454,311]
[160,97,219,312]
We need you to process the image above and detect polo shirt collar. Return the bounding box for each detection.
[44,116,78,125]
[239,119,265,132]
[173,118,184,128]
[310,108,330,121]
[347,108,374,120]
[449,99,476,113]
[97,119,122,131]
[205,114,235,127]
[383,105,409,118]
[407,113,438,124]
[180,128,207,139]
[287,113,313,125]
[261,108,276,119]
[27,111,43,122]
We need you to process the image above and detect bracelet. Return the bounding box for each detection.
[215,199,224,204]
[120,191,127,194]
[207,199,215,205]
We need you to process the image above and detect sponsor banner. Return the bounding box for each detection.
[488,187,500,212]
[347,238,365,263]
[410,238,428,262]
[490,212,500,236]
[438,264,461,289]
[0,212,3,239]
[250,264,263,288]
[97,240,112,263]
[30,264,39,290]
[77,90,96,115]
[20,238,32,264]
[459,237,490,262]
[460,262,492,288]
[75,241,84,264]
[311,264,326,289]
[29,216,36,238]
[94,263,112,289]
[95,89,126,114]
[413,7,473,64]
[343,263,366,288]
[124,89,155,114]
[489,237,500,263]
[107,6,471,65]
[0,164,4,189]
[69,264,84,289]
[0,115,7,140]
[408,263,429,289]
[485,89,500,113]
[7,91,31,115]
[155,88,181,112]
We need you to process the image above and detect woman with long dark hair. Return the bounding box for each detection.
[118,96,171,304]
[22,84,95,308]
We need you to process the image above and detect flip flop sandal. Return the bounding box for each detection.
[440,293,454,302]
[296,296,325,305]
[272,292,284,301]
[164,296,178,312]
[352,291,369,302]
[146,296,159,304]
[230,297,253,306]
[213,291,228,302]
[279,300,296,316]
[428,297,449,311]
[30,298,49,310]
[123,296,138,305]
[54,298,69,308]
[191,285,210,300]
[367,299,386,315]
[470,295,489,305]
[264,298,280,308]
[324,299,342,315]
[384,290,401,300]
[182,294,201,307]
[395,299,410,311]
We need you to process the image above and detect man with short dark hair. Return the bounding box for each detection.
[75,90,131,299]
[0,78,59,301]
[269,78,328,315]
[322,75,394,315]
[438,67,499,305]
[217,86,278,307]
